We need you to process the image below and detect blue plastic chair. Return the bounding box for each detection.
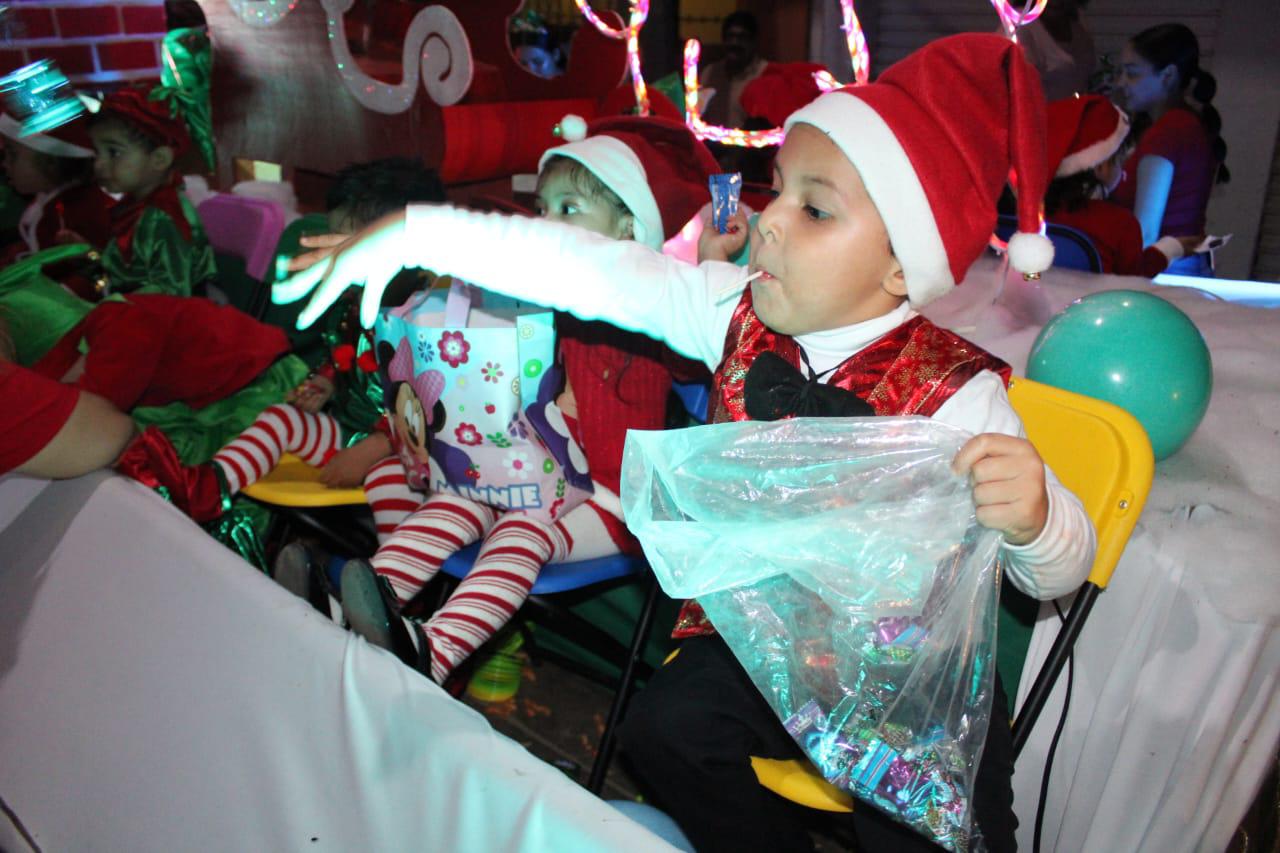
[430,380,712,793]
[995,214,1103,274]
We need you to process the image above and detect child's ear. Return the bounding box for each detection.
[614,212,635,242]
[149,145,175,174]
[1159,64,1179,95]
[883,255,908,299]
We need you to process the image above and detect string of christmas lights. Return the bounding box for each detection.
[679,0,871,147]
[574,0,651,115]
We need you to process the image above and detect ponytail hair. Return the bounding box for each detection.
[1130,23,1230,184]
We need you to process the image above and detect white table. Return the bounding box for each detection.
[0,472,674,852]
[925,258,1280,852]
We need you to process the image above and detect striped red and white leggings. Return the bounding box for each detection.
[213,403,619,683]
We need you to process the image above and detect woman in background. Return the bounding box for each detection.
[1111,23,1228,275]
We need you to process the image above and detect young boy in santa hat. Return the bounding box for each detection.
[278,34,1096,851]
[1045,93,1200,277]
[332,115,715,686]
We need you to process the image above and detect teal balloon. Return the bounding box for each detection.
[1027,290,1212,460]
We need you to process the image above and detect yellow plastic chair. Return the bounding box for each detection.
[241,453,375,556]
[750,375,1156,810]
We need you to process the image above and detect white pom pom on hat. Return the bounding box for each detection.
[555,114,588,142]
[1007,230,1055,277]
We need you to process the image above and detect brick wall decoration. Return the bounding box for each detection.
[0,0,165,85]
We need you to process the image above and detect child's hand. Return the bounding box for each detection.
[274,210,410,329]
[319,433,391,488]
[952,434,1049,546]
[698,209,749,263]
[287,374,335,413]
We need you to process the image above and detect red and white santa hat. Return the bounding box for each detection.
[1046,94,1130,177]
[539,114,720,250]
[785,33,1054,305]
[0,111,94,158]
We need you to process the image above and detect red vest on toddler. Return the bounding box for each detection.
[672,288,1011,638]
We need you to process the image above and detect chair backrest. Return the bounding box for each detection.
[1006,376,1155,588]
[196,194,287,281]
[995,214,1103,274]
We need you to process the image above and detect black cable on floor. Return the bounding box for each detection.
[1033,600,1072,853]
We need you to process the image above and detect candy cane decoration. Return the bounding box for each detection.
[574,0,651,115]
[990,0,1048,40]
[683,0,870,146]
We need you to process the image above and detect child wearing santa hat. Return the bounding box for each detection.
[278,34,1096,850]
[332,115,715,686]
[1045,93,1200,278]
[0,110,113,262]
[87,85,216,298]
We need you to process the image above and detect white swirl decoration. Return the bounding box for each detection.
[321,0,473,111]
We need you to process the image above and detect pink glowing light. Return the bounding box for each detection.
[574,0,651,115]
[681,0,870,147]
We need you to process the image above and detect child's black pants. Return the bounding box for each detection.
[617,633,1017,853]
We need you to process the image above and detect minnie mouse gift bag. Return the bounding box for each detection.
[375,279,593,523]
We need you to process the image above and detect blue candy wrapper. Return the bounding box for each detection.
[621,417,1003,851]
[709,172,742,234]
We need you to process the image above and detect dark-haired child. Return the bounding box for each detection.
[280,35,1096,851]
[195,159,448,522]
[336,116,715,686]
[88,86,216,297]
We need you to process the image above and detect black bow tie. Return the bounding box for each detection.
[743,350,874,421]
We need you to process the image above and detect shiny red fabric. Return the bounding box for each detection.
[0,361,81,475]
[674,288,1010,639]
[559,317,688,498]
[32,294,290,412]
[115,426,224,522]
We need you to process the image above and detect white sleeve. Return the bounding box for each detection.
[932,371,1098,601]
[403,204,740,371]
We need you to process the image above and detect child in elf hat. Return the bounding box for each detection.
[331,115,714,686]
[0,109,112,262]
[87,85,216,298]
[278,34,1095,850]
[1044,93,1200,277]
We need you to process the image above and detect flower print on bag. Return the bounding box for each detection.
[454,422,483,446]
[438,331,471,368]
[481,361,504,383]
[504,449,532,480]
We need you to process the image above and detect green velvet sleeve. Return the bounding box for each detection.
[102,203,217,297]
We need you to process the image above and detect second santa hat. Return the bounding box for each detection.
[1047,94,1130,177]
[786,33,1054,305]
[539,114,719,250]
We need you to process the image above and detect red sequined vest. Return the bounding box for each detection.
[672,289,1011,639]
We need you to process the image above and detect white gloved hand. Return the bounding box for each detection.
[272,210,412,329]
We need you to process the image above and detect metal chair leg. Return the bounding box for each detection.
[1011,582,1099,757]
[586,575,661,794]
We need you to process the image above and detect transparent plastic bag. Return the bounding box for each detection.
[621,417,1003,851]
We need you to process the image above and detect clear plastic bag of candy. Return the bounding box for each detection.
[620,416,1003,851]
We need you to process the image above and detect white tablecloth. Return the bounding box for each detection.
[925,259,1280,853]
[0,473,674,852]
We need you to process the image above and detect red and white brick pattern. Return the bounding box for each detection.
[0,0,165,85]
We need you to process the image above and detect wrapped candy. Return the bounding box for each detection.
[709,172,742,234]
[621,417,1002,851]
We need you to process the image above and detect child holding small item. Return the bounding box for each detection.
[279,35,1095,852]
